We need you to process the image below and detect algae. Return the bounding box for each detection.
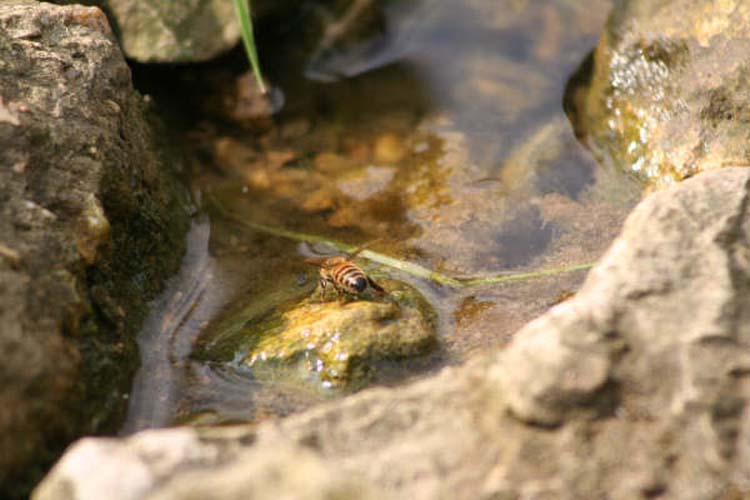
[197,279,436,391]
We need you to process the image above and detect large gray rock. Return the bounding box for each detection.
[570,0,750,187]
[0,1,189,497]
[34,428,374,500]
[34,167,750,499]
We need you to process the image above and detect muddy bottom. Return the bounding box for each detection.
[123,0,641,432]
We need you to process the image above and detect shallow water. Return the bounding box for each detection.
[124,0,641,431]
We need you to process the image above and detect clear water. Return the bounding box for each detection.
[123,0,641,432]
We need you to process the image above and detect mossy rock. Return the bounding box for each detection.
[197,280,436,391]
[570,0,750,188]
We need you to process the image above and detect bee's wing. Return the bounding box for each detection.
[304,256,329,266]
[348,238,384,259]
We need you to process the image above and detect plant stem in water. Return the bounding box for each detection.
[208,195,593,289]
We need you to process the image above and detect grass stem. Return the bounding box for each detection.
[232,0,266,94]
[208,194,593,289]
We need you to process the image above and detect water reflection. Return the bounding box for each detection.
[123,218,215,432]
[268,0,630,274]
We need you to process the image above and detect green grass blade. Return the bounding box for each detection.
[232,0,266,94]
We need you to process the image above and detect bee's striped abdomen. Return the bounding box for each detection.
[332,263,368,293]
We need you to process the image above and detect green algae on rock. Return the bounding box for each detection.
[570,0,750,188]
[199,280,436,391]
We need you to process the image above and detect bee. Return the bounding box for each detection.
[304,242,385,300]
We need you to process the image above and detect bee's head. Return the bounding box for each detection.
[352,276,367,292]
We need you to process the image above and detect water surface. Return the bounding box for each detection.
[124,0,641,432]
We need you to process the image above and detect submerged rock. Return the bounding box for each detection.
[198,0,624,276]
[571,0,750,187]
[0,1,189,497]
[211,71,281,132]
[35,168,750,499]
[199,281,436,391]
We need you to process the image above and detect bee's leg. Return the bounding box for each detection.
[367,277,385,294]
[317,277,329,302]
[333,285,346,304]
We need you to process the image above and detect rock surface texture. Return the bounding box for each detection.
[246,295,436,388]
[34,167,750,499]
[571,0,750,187]
[95,0,241,63]
[51,0,370,64]
[199,282,436,391]
[0,1,188,497]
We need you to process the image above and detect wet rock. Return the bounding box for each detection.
[207,131,412,237]
[250,296,435,388]
[200,281,436,390]
[280,118,311,140]
[0,1,189,497]
[201,71,287,132]
[314,152,351,174]
[336,165,396,201]
[216,72,277,131]
[571,0,750,187]
[373,133,407,164]
[35,168,750,499]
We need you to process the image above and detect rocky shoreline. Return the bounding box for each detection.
[35,167,750,499]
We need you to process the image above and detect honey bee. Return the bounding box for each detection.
[305,243,385,300]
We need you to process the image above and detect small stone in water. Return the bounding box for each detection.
[314,152,349,173]
[413,142,429,153]
[374,133,407,164]
[280,118,311,140]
